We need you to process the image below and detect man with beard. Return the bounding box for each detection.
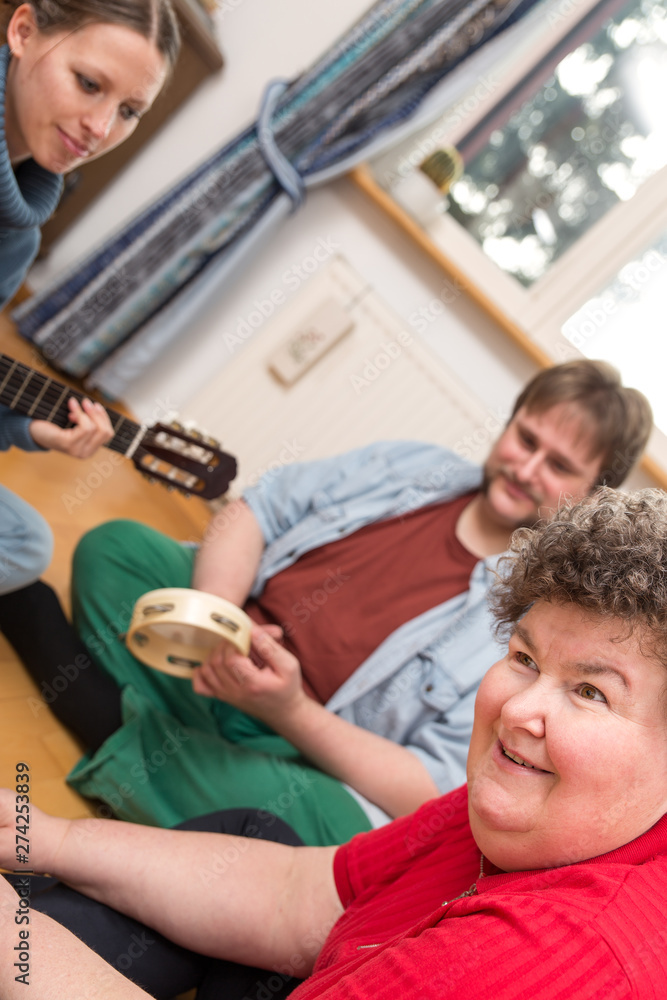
[15,360,654,844]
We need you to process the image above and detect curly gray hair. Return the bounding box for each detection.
[491,487,667,660]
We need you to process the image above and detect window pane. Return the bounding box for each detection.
[561,227,667,431]
[446,0,667,286]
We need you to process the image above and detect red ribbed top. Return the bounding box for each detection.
[290,786,667,999]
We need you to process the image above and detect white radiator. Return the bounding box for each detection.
[182,257,503,499]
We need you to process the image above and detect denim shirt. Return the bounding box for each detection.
[243,440,506,825]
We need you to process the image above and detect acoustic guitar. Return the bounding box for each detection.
[0,352,237,500]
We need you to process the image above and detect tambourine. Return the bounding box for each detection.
[126,588,252,679]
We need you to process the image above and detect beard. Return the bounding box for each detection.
[480,465,546,529]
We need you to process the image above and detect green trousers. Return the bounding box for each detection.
[68,520,371,846]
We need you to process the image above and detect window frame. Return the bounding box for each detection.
[359,0,667,483]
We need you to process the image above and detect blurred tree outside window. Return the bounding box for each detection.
[446,0,667,286]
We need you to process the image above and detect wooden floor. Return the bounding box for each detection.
[0,313,211,820]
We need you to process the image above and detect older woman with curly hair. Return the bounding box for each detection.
[2,486,667,999]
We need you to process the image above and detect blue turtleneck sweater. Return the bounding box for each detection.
[0,45,62,451]
[0,44,63,450]
[0,44,63,310]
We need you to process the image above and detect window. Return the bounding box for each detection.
[364,0,667,475]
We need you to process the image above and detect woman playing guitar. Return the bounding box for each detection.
[0,0,180,724]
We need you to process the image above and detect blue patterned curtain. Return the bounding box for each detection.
[14,0,543,398]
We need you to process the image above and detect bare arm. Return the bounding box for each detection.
[267,695,439,817]
[0,876,150,999]
[191,498,265,606]
[0,792,341,975]
[194,629,440,817]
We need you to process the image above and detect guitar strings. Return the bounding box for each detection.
[0,355,226,494]
[0,354,140,454]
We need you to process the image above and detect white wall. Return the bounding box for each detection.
[29,0,538,423]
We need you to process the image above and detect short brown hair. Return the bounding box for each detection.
[512,360,653,488]
[3,0,180,68]
[491,488,667,663]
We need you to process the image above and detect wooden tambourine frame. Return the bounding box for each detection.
[126,588,252,679]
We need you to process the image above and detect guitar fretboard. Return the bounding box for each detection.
[0,353,142,456]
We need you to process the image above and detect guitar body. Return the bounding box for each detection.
[0,353,237,499]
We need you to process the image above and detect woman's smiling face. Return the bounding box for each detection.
[467,601,667,872]
[4,6,166,172]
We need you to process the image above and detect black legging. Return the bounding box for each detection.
[4,809,304,1000]
[0,579,122,750]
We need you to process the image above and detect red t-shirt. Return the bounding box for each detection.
[288,788,667,999]
[245,493,478,702]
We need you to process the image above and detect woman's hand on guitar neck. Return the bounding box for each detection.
[29,397,114,458]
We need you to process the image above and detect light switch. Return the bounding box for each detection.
[268,297,354,385]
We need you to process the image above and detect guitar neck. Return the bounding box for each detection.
[0,352,142,456]
[0,352,239,500]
